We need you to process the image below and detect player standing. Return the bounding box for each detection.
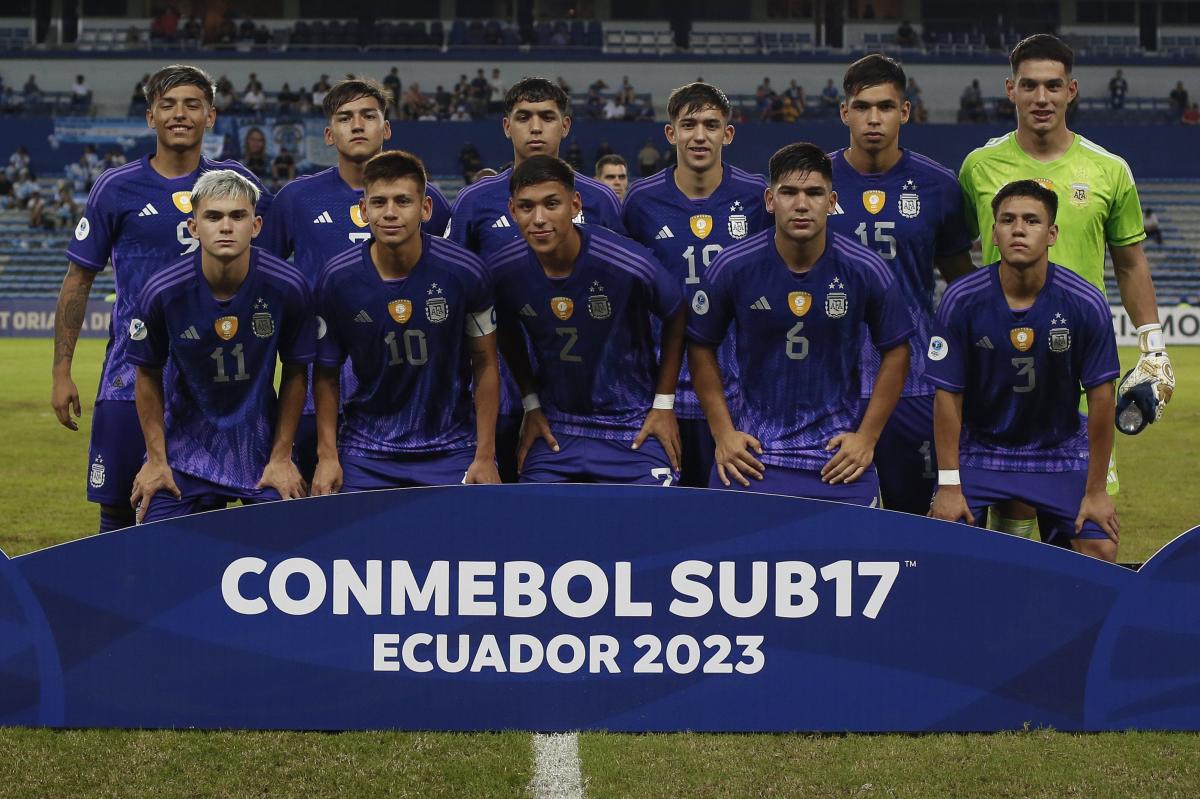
[594,154,629,201]
[688,143,912,503]
[826,55,974,514]
[959,34,1174,538]
[258,77,451,481]
[447,76,625,480]
[490,156,683,484]
[927,181,1120,561]
[310,151,500,493]
[127,170,313,522]
[621,82,771,487]
[51,64,271,533]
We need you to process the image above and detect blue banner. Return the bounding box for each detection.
[0,298,112,338]
[1,485,1197,731]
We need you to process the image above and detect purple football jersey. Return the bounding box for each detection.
[316,235,493,457]
[826,148,972,398]
[926,262,1120,471]
[488,225,682,441]
[687,231,914,471]
[66,155,273,403]
[622,164,772,419]
[127,248,315,491]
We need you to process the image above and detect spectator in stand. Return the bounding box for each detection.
[182,15,202,43]
[383,67,401,117]
[820,79,840,113]
[454,73,471,100]
[755,77,775,112]
[54,182,78,228]
[0,170,13,209]
[449,102,471,121]
[585,88,604,120]
[636,138,661,177]
[459,140,482,182]
[556,76,572,94]
[150,5,180,42]
[271,146,295,186]
[66,155,89,192]
[1184,102,1200,125]
[1143,208,1163,246]
[897,19,918,47]
[311,75,331,107]
[780,95,800,123]
[28,189,54,230]
[603,95,625,120]
[7,146,30,180]
[130,73,150,115]
[14,169,37,208]
[1109,69,1128,110]
[240,127,271,182]
[242,81,266,113]
[905,76,926,122]
[565,140,585,171]
[784,80,806,114]
[637,97,655,121]
[253,24,272,46]
[618,76,637,107]
[960,78,986,123]
[23,75,40,104]
[1170,81,1189,121]
[434,85,452,118]
[103,148,126,170]
[588,78,608,95]
[488,68,506,115]
[214,16,236,44]
[469,69,489,119]
[761,94,783,122]
[402,82,427,119]
[70,75,91,111]
[594,154,628,201]
[81,144,99,171]
[238,17,256,41]
[213,76,235,112]
[277,82,298,115]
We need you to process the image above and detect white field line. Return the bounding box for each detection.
[529,732,584,799]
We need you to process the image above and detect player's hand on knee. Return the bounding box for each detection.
[51,374,82,431]
[822,432,874,484]
[464,458,501,484]
[1076,489,1119,544]
[633,409,681,472]
[517,408,557,473]
[257,458,307,500]
[714,430,764,487]
[928,487,974,525]
[311,458,343,496]
[130,461,180,523]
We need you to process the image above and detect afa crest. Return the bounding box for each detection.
[89,455,105,488]
[172,191,193,213]
[787,291,812,317]
[898,181,920,219]
[214,316,238,340]
[388,299,412,324]
[1070,183,1089,207]
[551,296,574,321]
[862,191,886,215]
[588,280,612,320]
[690,214,714,239]
[426,297,449,324]
[252,298,274,338]
[1010,327,1035,352]
[350,204,369,228]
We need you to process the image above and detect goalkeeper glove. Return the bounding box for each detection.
[1115,323,1175,435]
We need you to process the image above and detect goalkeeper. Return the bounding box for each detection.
[959,34,1174,546]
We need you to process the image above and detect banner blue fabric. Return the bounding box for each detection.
[0,485,1197,731]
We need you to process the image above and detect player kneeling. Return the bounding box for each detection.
[687,143,912,503]
[491,155,684,484]
[129,170,315,522]
[311,150,500,493]
[927,180,1120,561]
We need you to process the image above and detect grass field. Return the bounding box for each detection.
[2,338,1199,797]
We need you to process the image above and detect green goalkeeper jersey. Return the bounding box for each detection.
[959,131,1146,294]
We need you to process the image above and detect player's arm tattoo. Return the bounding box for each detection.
[53,263,97,371]
[1110,242,1161,327]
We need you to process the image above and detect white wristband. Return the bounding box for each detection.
[521,393,541,413]
[1135,323,1165,354]
[937,469,961,486]
[652,393,675,410]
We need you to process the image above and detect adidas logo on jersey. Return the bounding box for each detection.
[354,310,373,323]
[751,297,772,311]
[491,216,512,229]
[313,211,333,224]
[138,203,158,217]
[975,336,994,349]
[519,304,537,317]
[179,325,200,340]
[655,226,674,240]
[830,201,845,215]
